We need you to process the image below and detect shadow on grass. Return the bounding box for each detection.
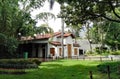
[37,60,102,79]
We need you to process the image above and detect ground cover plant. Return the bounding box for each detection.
[0,59,41,74]
[0,59,119,79]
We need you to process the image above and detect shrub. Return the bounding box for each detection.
[97,61,120,73]
[0,34,19,58]
[0,59,41,69]
[110,50,120,55]
[32,59,41,65]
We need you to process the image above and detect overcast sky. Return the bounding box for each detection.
[31,1,62,32]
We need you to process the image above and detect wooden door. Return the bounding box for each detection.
[59,48,62,56]
[67,44,71,58]
[50,48,55,56]
[74,48,78,55]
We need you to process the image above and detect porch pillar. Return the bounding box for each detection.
[32,44,36,57]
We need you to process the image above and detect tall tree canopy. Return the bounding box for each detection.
[0,0,46,37]
[56,0,120,26]
[36,12,56,24]
[0,0,46,58]
[35,24,54,34]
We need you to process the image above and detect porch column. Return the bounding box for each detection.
[38,45,41,57]
[47,43,50,58]
[32,44,36,57]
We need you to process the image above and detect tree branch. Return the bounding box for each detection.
[102,15,120,23]
[88,12,120,23]
[108,0,120,19]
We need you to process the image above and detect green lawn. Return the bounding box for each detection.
[0,59,119,79]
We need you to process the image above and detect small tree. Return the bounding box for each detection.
[0,33,18,58]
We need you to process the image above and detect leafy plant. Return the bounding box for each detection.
[97,61,120,73]
[110,50,120,55]
[0,59,41,69]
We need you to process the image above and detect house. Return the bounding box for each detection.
[18,32,80,59]
[78,39,109,54]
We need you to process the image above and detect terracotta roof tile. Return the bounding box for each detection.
[50,41,66,46]
[20,32,75,41]
[57,33,75,38]
[35,34,51,39]
[53,32,61,36]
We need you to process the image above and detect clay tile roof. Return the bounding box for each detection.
[35,34,51,39]
[20,32,74,41]
[53,32,61,36]
[50,41,66,46]
[34,32,61,40]
[57,33,75,38]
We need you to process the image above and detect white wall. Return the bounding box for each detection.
[64,37,73,44]
[48,36,80,58]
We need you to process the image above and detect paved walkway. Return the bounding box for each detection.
[77,55,120,61]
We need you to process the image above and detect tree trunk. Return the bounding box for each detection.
[115,43,118,51]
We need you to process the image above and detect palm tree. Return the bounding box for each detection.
[35,24,54,34]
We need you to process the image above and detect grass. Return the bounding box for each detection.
[0,59,119,79]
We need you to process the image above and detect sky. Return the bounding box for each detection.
[30,1,86,38]
[31,1,62,32]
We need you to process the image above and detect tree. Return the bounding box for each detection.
[0,0,46,37]
[104,22,120,50]
[0,0,46,58]
[89,20,120,51]
[66,24,81,38]
[36,12,56,24]
[57,0,120,26]
[89,20,108,53]
[35,24,54,34]
[35,12,55,34]
[0,33,18,58]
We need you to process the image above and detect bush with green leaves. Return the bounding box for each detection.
[97,61,120,73]
[110,50,120,55]
[0,59,41,69]
[0,33,18,58]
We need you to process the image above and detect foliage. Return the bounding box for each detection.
[32,59,42,65]
[57,0,120,27]
[89,22,103,44]
[97,61,120,73]
[0,33,7,46]
[5,37,19,55]
[0,0,47,58]
[110,50,120,55]
[85,50,96,56]
[35,12,55,34]
[36,12,56,24]
[35,24,54,34]
[89,19,120,51]
[55,0,120,51]
[0,33,18,58]
[19,0,45,11]
[0,59,41,69]
[67,24,81,38]
[104,22,120,50]
[0,0,46,37]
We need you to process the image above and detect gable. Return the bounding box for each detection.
[57,33,75,38]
